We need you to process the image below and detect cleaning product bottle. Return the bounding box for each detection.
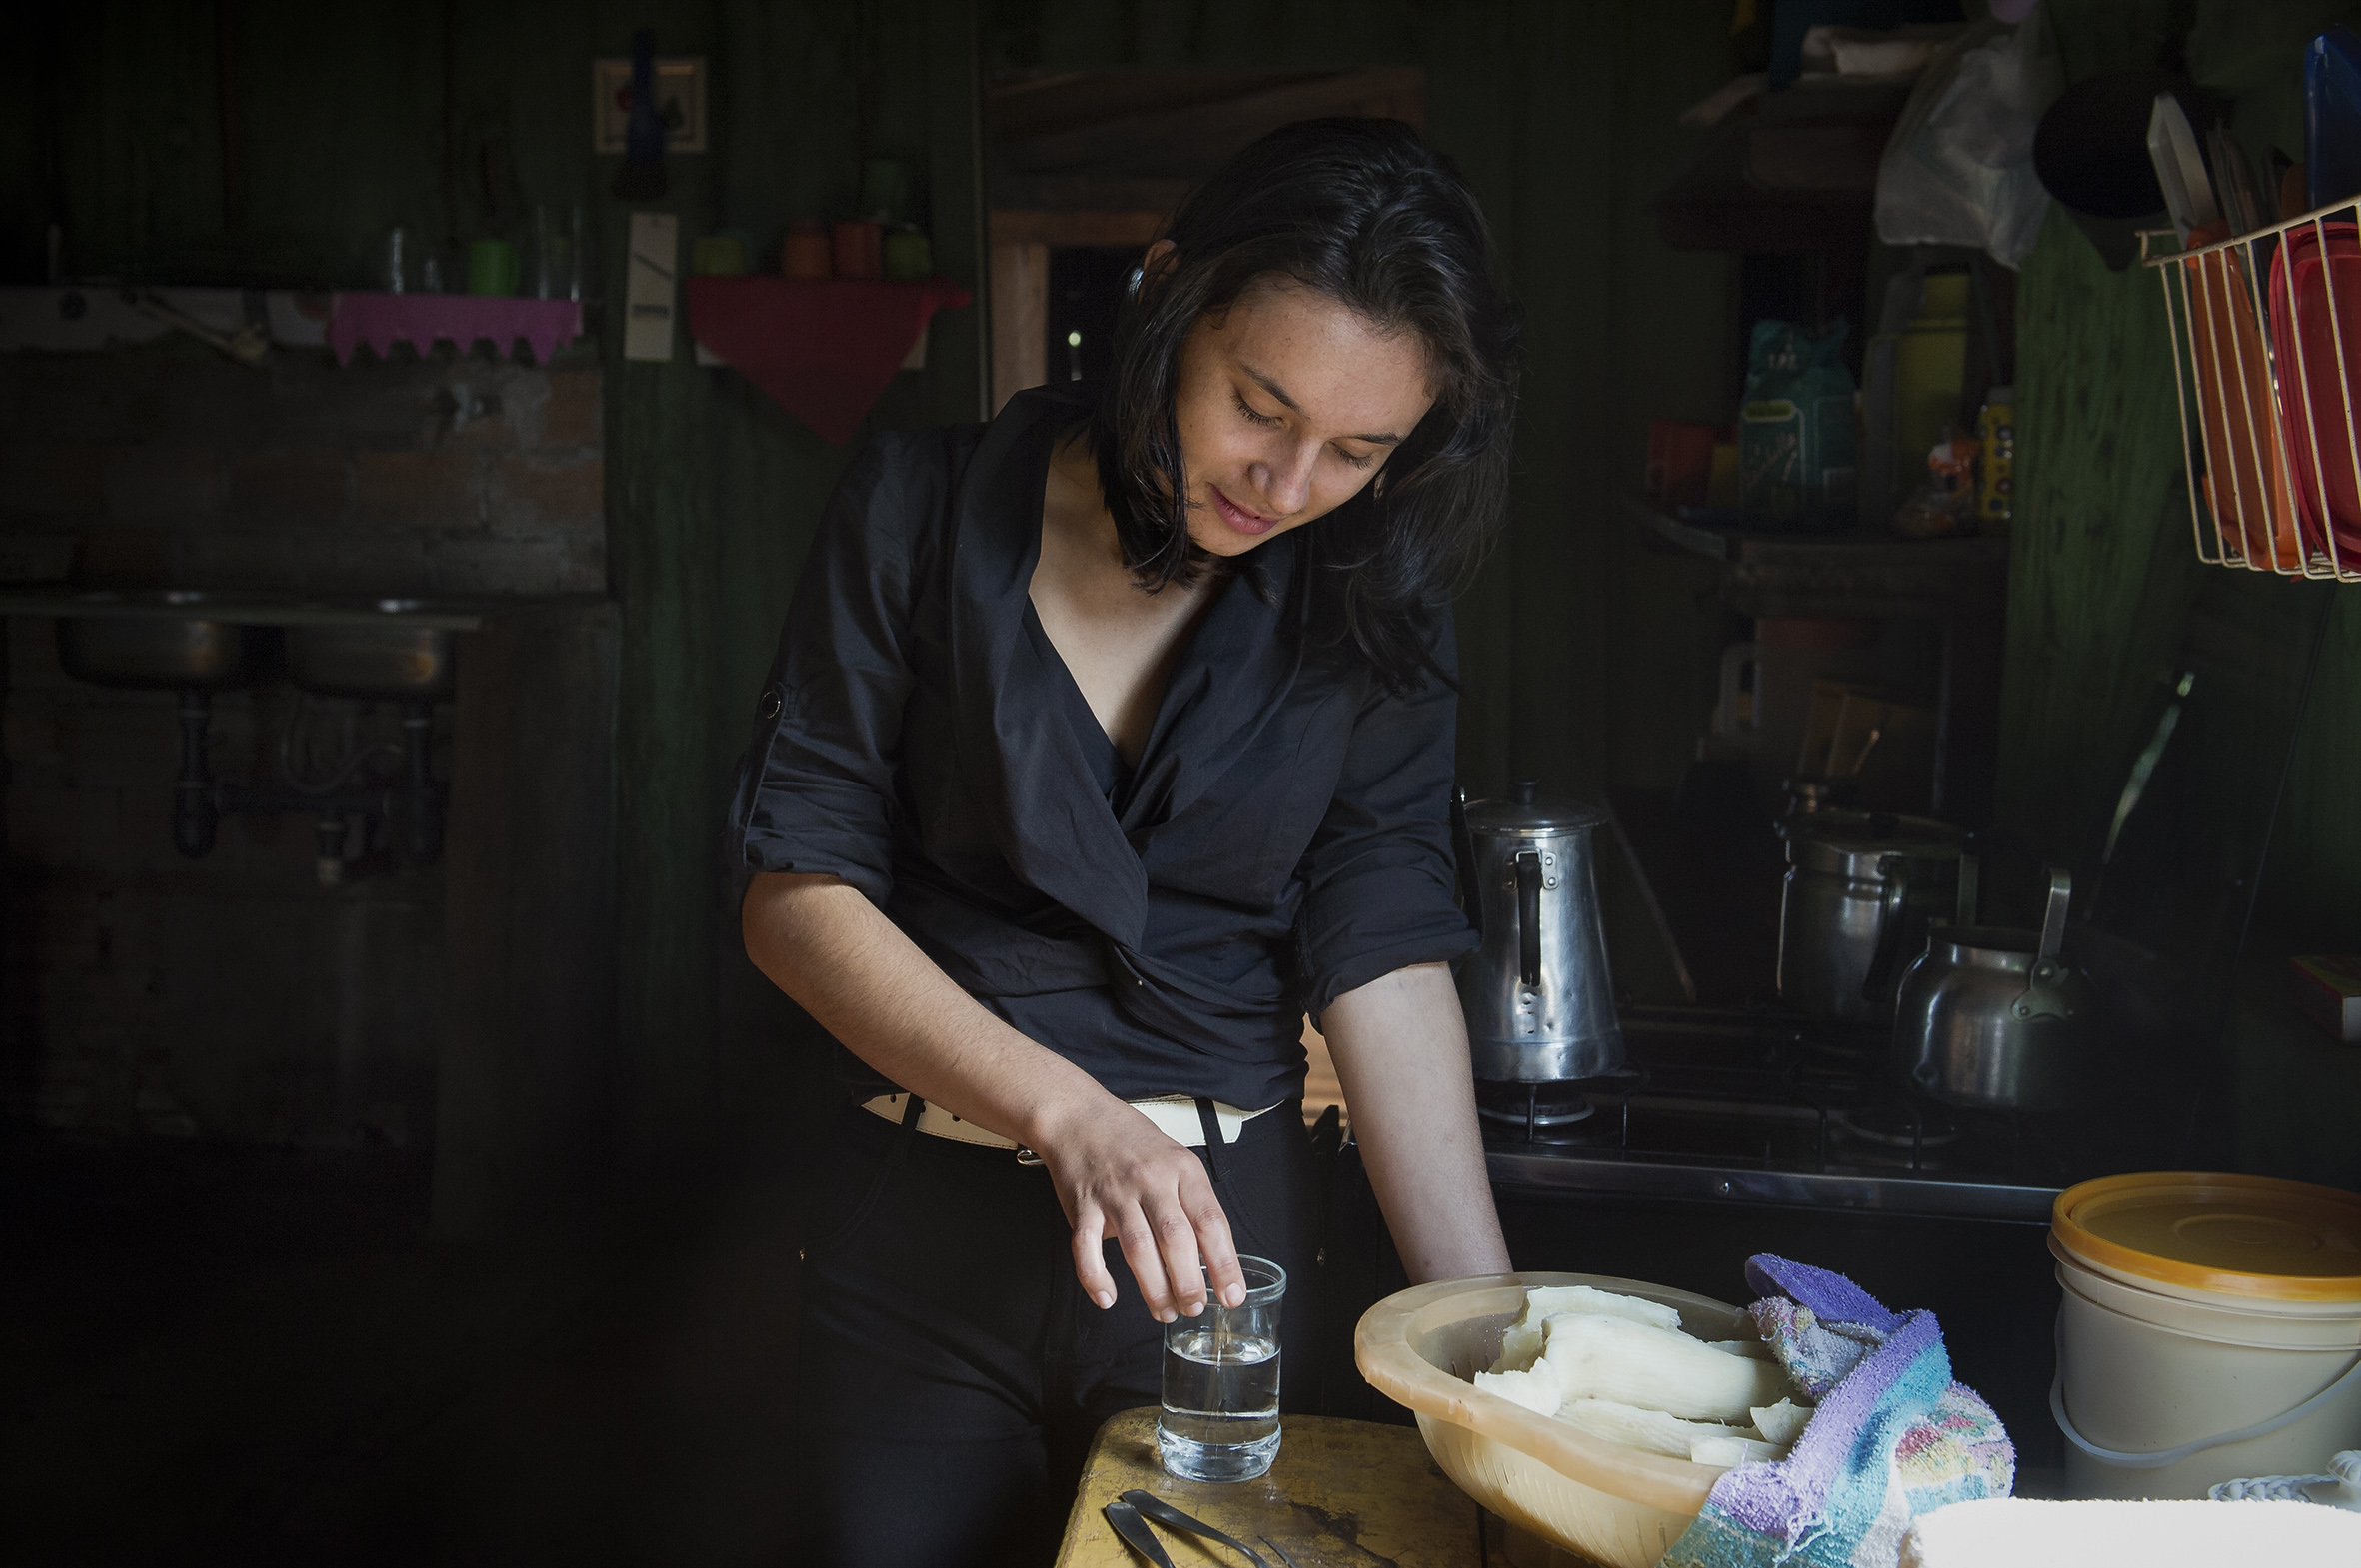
[1976,385,2015,533]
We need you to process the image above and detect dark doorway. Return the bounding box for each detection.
[1046,247,1139,388]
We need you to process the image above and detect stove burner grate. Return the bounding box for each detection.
[1830,1101,1960,1151]
[1476,1080,1601,1143]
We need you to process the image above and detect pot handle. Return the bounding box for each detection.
[1860,854,1913,1004]
[1515,849,1542,987]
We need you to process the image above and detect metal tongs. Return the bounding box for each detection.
[1105,1489,1292,1567]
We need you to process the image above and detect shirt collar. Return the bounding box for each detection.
[944,387,1309,948]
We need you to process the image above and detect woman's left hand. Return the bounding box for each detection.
[1025,1086,1247,1322]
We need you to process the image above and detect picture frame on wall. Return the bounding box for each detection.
[592,57,709,155]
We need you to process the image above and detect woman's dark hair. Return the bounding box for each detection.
[1089,117,1520,692]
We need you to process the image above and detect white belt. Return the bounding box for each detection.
[860,1092,1274,1158]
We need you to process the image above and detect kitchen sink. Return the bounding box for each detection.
[54,591,289,690]
[285,600,461,700]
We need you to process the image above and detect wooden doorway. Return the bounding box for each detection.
[984,68,1425,414]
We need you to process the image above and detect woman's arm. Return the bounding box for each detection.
[1319,961,1511,1283]
[744,870,1249,1318]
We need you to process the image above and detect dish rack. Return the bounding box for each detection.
[2142,198,2361,582]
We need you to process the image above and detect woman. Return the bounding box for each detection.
[734,117,1519,1566]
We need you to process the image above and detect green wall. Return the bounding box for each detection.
[2004,0,2361,1184]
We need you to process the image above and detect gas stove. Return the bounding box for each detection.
[1478,1002,2143,1223]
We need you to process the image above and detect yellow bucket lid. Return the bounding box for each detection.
[2052,1172,2361,1303]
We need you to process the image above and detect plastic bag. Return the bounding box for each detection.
[1874,16,2063,268]
[1739,320,1856,529]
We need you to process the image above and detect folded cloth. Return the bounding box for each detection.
[1898,1497,2361,1566]
[1661,1255,2015,1568]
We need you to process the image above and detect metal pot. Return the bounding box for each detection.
[1894,868,2096,1110]
[1454,781,1624,1083]
[1776,809,1973,1024]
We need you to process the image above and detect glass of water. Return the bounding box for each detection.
[1158,1255,1285,1482]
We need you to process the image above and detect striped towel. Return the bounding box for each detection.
[1661,1255,2016,1568]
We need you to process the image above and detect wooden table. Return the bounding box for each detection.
[1056,1407,1482,1568]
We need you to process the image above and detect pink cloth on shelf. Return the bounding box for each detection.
[327,293,584,366]
[685,276,975,446]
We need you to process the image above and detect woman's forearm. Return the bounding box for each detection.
[741,869,1251,1317]
[740,870,1113,1149]
[1320,962,1511,1283]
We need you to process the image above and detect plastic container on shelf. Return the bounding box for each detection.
[2049,1172,2361,1499]
[781,219,831,281]
[2268,218,2361,563]
[1355,1272,1742,1568]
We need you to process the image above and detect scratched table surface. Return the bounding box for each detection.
[1055,1407,1483,1568]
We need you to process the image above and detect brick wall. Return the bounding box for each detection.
[0,340,604,1144]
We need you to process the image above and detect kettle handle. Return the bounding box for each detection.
[2037,866,2071,963]
[1514,850,1542,987]
[1451,788,1482,937]
[1860,855,1913,1005]
[2011,867,2080,1023]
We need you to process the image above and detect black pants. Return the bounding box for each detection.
[790,1100,1321,1568]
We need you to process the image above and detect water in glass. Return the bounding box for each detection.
[1156,1255,1285,1482]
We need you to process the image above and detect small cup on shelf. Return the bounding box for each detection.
[466,239,520,296]
[692,234,749,277]
[782,219,832,280]
[831,219,885,281]
[883,227,933,283]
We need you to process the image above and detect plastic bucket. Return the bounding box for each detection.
[2049,1174,2361,1498]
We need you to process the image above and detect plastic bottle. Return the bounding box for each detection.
[1976,385,2015,533]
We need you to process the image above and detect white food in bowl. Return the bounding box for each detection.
[1540,1312,1795,1423]
[1357,1273,1774,1568]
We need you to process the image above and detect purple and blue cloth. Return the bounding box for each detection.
[1661,1255,2015,1568]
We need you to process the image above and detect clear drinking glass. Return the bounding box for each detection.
[1158,1255,1285,1482]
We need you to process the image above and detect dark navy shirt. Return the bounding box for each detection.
[727,386,1476,1110]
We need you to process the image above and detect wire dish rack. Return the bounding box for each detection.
[2143,198,2361,582]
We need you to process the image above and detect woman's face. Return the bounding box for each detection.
[1169,274,1438,558]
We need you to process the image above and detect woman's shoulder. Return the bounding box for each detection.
[822,420,994,561]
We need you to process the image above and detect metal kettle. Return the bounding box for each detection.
[1452,781,1624,1082]
[1892,868,2097,1110]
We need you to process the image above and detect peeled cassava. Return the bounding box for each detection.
[1472,1366,1563,1416]
[1492,1285,1686,1373]
[1690,1433,1790,1467]
[1750,1397,1811,1446]
[1541,1312,1793,1423]
[1556,1398,1756,1460]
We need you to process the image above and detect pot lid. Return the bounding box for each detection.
[1462,780,1608,833]
[1786,810,1966,873]
[2052,1172,2361,1303]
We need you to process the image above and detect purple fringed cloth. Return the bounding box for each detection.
[327,293,584,366]
[1661,1255,2015,1568]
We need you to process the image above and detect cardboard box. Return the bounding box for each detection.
[2289,955,2361,1043]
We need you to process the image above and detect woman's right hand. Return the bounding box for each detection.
[1029,1092,1247,1322]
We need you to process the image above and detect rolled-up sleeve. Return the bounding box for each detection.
[1295,608,1479,1020]
[727,437,921,906]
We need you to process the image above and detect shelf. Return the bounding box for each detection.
[0,587,613,632]
[1653,80,1910,255]
[1620,494,2008,621]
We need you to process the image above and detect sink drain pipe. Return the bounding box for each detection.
[174,691,446,881]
